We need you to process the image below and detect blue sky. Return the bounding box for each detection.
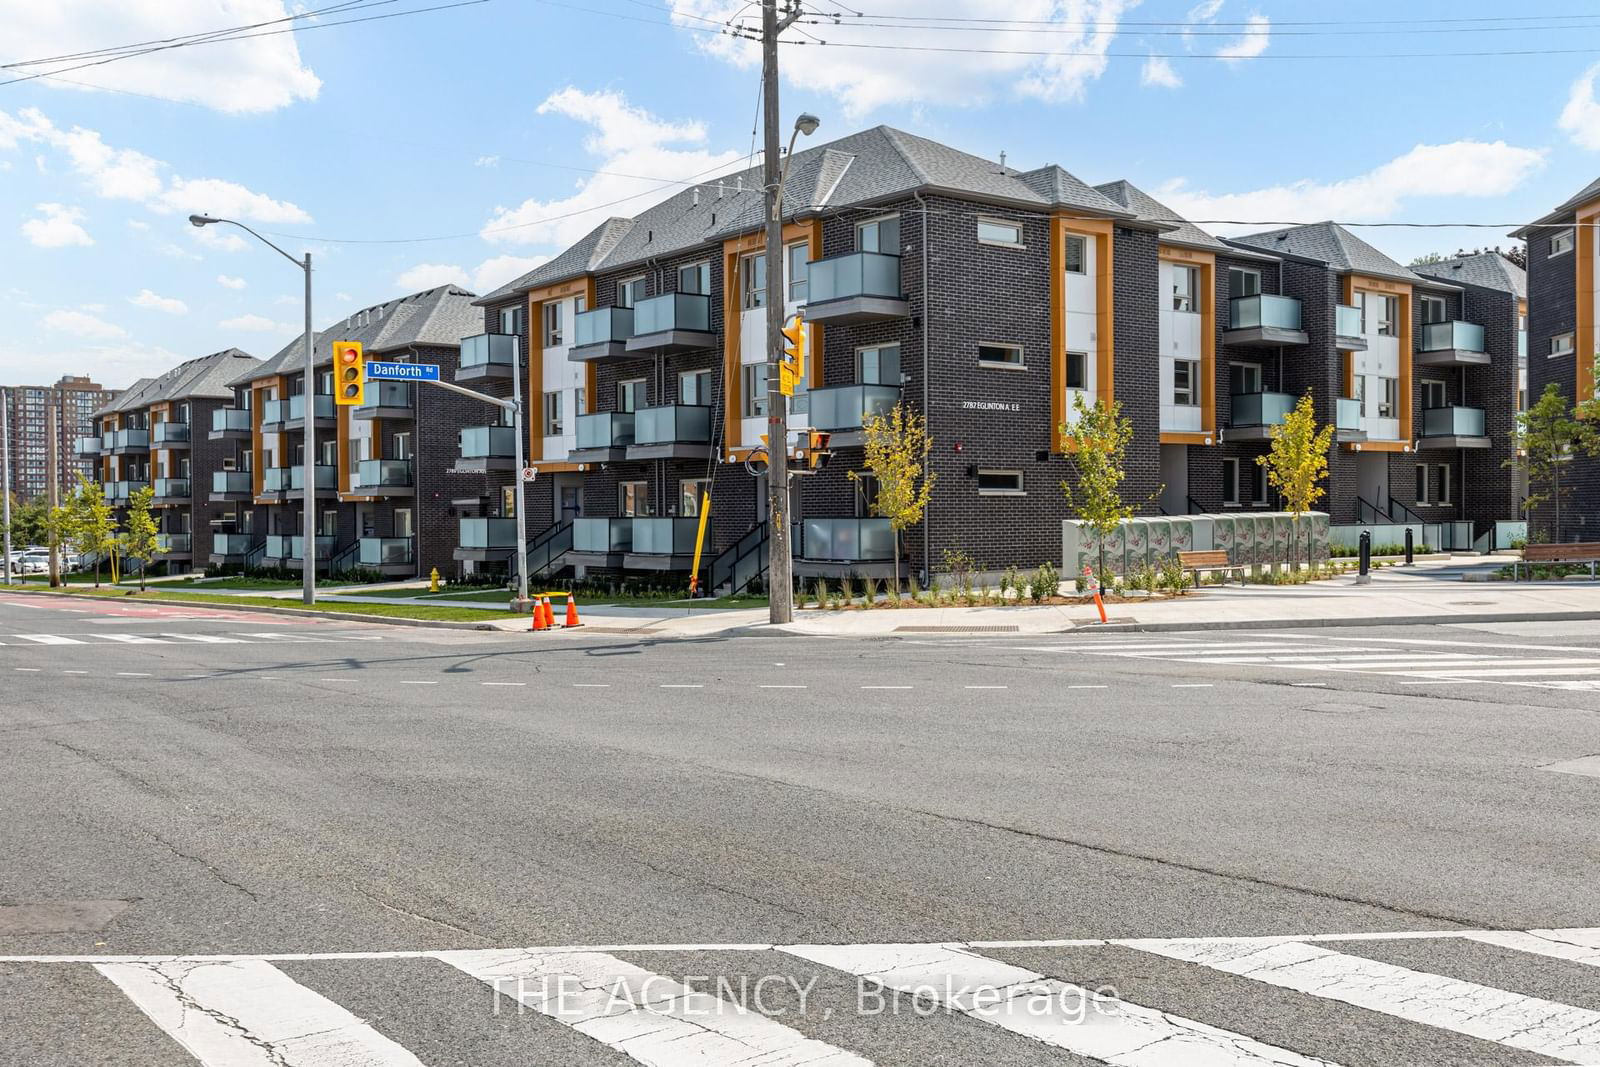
[4,0,1600,389]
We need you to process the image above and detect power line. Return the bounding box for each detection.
[780,17,1600,38]
[832,10,1600,29]
[760,34,1600,61]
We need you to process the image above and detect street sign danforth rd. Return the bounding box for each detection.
[366,361,441,382]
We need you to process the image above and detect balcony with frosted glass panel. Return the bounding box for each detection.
[1335,304,1368,350]
[794,517,898,580]
[152,422,190,448]
[353,381,413,420]
[626,405,713,461]
[1225,391,1295,441]
[626,293,715,353]
[74,436,102,457]
[803,252,908,324]
[625,517,702,570]
[457,332,516,382]
[1416,320,1489,367]
[1418,405,1490,449]
[152,478,190,503]
[284,393,335,429]
[571,516,632,566]
[210,406,252,439]
[108,428,151,454]
[353,458,413,496]
[455,516,518,562]
[358,536,415,574]
[211,469,253,501]
[211,532,255,560]
[807,384,902,446]
[570,411,635,463]
[286,464,339,497]
[456,425,518,472]
[102,480,147,503]
[259,399,289,429]
[154,533,191,557]
[1335,396,1367,443]
[570,307,634,362]
[259,467,292,499]
[1224,294,1308,347]
[288,535,337,567]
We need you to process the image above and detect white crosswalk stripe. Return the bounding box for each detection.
[0,631,382,648]
[9,926,1600,1065]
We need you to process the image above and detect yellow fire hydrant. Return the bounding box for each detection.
[429,566,440,593]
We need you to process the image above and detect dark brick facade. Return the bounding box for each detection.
[1524,227,1597,539]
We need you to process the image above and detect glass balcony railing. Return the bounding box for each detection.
[260,400,289,426]
[632,517,701,555]
[104,428,150,451]
[458,516,518,550]
[1336,396,1364,430]
[575,412,635,449]
[631,292,710,335]
[211,407,251,433]
[262,468,292,492]
[809,384,902,432]
[355,458,413,490]
[153,478,190,499]
[269,535,335,560]
[1336,304,1364,337]
[1229,294,1303,331]
[288,465,338,491]
[807,251,902,304]
[574,306,634,347]
[357,382,412,411]
[264,534,291,559]
[1230,391,1295,428]
[212,533,253,555]
[801,517,895,562]
[155,533,191,554]
[633,405,712,445]
[460,426,516,459]
[152,422,190,445]
[1422,405,1487,437]
[74,436,101,456]
[573,516,633,553]
[460,332,516,368]
[287,394,334,422]
[213,470,252,494]
[102,480,148,501]
[1419,320,1486,354]
[359,537,414,566]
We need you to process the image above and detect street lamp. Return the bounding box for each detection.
[190,214,317,606]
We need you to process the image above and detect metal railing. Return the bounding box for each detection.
[523,520,573,580]
[328,541,360,574]
[460,332,516,368]
[633,405,712,444]
[1229,294,1303,330]
[809,384,902,432]
[801,517,894,562]
[807,251,902,303]
[632,292,710,335]
[575,412,635,449]
[709,523,768,596]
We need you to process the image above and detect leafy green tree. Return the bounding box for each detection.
[853,403,936,596]
[1060,393,1137,580]
[1257,391,1335,567]
[121,485,160,592]
[67,475,118,586]
[1510,380,1599,542]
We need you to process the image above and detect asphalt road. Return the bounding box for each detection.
[5,589,1600,1066]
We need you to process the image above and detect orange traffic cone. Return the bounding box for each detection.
[540,596,554,630]
[532,596,549,631]
[564,593,582,628]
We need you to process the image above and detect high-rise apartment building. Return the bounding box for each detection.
[2,375,117,502]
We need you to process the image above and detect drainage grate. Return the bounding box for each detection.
[893,625,1020,633]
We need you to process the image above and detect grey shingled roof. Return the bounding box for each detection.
[1511,176,1600,239]
[475,125,1135,304]
[1231,222,1424,284]
[1094,180,1231,252]
[1413,252,1527,300]
[228,286,478,384]
[91,349,260,417]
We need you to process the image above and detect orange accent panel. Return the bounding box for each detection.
[1345,440,1412,454]
[1051,216,1115,452]
[1160,431,1213,446]
[1161,249,1220,440]
[722,242,743,452]
[1349,277,1413,444]
[536,461,586,473]
[1578,205,1598,405]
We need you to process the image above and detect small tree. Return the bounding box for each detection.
[1061,393,1136,580]
[67,475,118,586]
[1510,381,1598,543]
[853,403,935,596]
[1257,391,1335,567]
[121,485,160,592]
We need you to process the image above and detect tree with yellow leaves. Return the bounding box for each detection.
[853,403,935,596]
[1257,391,1335,568]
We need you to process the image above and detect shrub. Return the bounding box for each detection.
[943,548,976,598]
[1031,561,1058,603]
[1158,556,1188,595]
[908,573,922,603]
[840,575,856,607]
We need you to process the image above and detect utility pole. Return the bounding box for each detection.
[510,332,530,608]
[762,0,803,624]
[301,252,316,606]
[46,403,59,587]
[1,387,11,585]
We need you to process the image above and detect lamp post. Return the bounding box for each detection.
[189,214,317,605]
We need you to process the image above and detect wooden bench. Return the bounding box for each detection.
[1177,549,1247,588]
[1516,542,1600,581]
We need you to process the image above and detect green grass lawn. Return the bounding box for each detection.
[161,577,308,590]
[329,586,768,610]
[14,585,504,622]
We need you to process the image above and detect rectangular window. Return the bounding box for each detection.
[857,215,900,254]
[1415,463,1429,504]
[679,478,710,516]
[1173,360,1199,406]
[498,306,520,335]
[1551,229,1575,257]
[978,342,1024,368]
[856,344,901,386]
[1352,373,1367,406]
[976,469,1024,495]
[1065,350,1089,391]
[786,243,809,303]
[1171,265,1198,312]
[542,301,563,347]
[739,253,766,310]
[1552,332,1575,357]
[616,379,645,414]
[977,217,1023,248]
[319,509,338,537]
[1379,376,1399,419]
[1222,458,1240,506]
[1376,295,1398,336]
[1421,379,1447,409]
[1249,462,1268,505]
[394,508,414,539]
[1437,464,1452,505]
[1064,234,1087,274]
[500,485,515,517]
[617,277,645,308]
[678,369,711,406]
[618,481,650,517]
[741,364,768,417]
[390,432,412,461]
[1352,292,1366,333]
[1229,362,1262,395]
[543,391,563,436]
[853,472,879,517]
[1420,295,1447,325]
[678,261,710,295]
[1228,267,1260,298]
[574,295,587,316]
[320,438,338,466]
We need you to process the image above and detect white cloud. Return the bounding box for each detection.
[156,242,202,260]
[21,203,93,247]
[670,0,1136,114]
[0,339,180,385]
[217,274,247,290]
[1186,0,1224,20]
[126,218,149,232]
[1141,55,1182,89]
[129,289,188,315]
[1216,14,1271,62]
[1560,63,1600,151]
[0,106,310,224]
[395,263,469,292]
[6,1,320,114]
[335,292,352,302]
[482,88,743,248]
[220,313,295,333]
[474,155,500,168]
[397,255,551,295]
[1156,140,1547,234]
[42,308,127,339]
[191,226,248,252]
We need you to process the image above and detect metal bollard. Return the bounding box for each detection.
[1404,528,1414,566]
[1356,530,1372,585]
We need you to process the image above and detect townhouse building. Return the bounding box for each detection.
[6,375,115,502]
[209,285,484,578]
[84,349,261,573]
[1514,181,1600,538]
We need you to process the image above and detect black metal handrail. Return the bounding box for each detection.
[1357,494,1383,525]
[523,519,574,580]
[709,523,768,596]
[328,541,360,573]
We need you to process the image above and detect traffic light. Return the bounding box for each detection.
[333,341,365,406]
[806,429,832,470]
[779,314,805,397]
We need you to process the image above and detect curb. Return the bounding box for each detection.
[0,587,502,631]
